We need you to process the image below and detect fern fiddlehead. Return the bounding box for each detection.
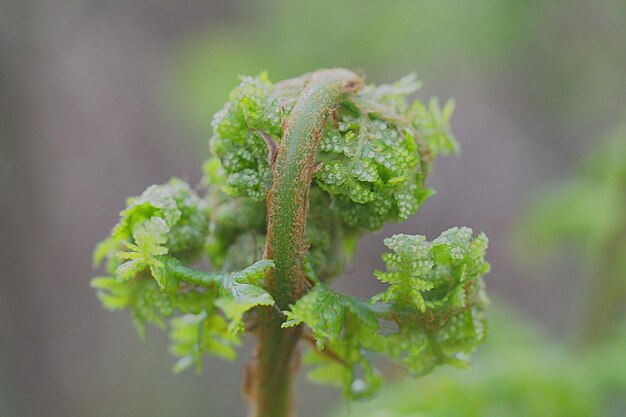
[92,68,490,417]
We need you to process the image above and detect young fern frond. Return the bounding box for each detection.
[92,68,490,417]
[91,179,274,343]
[283,228,489,398]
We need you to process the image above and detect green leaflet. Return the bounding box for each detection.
[373,228,490,375]
[92,178,276,366]
[202,185,267,271]
[315,75,432,230]
[314,73,455,230]
[100,179,208,292]
[315,118,428,230]
[213,259,275,333]
[92,258,274,358]
[303,335,383,401]
[373,228,490,312]
[94,255,274,326]
[285,228,489,398]
[112,178,209,262]
[206,72,456,232]
[94,178,210,283]
[92,180,212,336]
[90,275,215,338]
[169,311,241,373]
[282,283,382,399]
[91,260,274,340]
[210,73,282,200]
[282,283,378,349]
[280,278,385,399]
[412,98,459,156]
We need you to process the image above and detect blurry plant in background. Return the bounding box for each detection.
[336,128,626,417]
[520,126,626,346]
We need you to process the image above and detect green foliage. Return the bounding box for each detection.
[283,228,489,399]
[283,283,378,349]
[332,307,626,417]
[374,228,489,312]
[518,127,626,344]
[214,259,275,333]
[209,73,282,200]
[169,311,240,373]
[92,179,275,350]
[108,178,209,262]
[209,72,457,231]
[282,282,383,399]
[521,127,626,250]
[201,178,267,271]
[373,229,489,373]
[92,70,490,405]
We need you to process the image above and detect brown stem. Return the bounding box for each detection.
[248,69,363,417]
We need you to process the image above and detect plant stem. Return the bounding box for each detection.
[570,135,626,349]
[250,69,363,417]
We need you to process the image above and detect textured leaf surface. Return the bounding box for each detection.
[206,72,456,232]
[283,283,378,348]
[287,228,490,398]
[91,71,491,403]
[92,178,274,367]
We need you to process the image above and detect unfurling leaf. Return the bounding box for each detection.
[286,228,489,398]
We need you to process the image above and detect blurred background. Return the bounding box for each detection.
[1,1,625,416]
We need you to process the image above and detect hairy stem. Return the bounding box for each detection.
[250,69,363,417]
